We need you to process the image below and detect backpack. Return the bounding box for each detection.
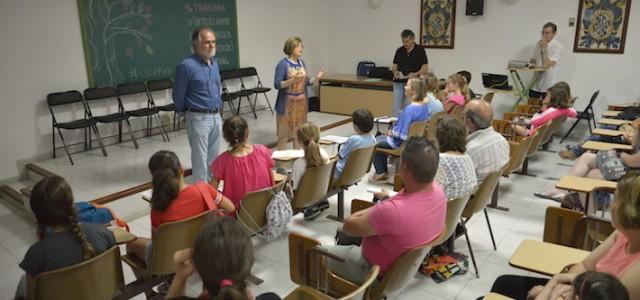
[261,190,293,241]
[617,106,640,121]
[357,61,376,76]
[75,202,129,231]
[368,66,394,80]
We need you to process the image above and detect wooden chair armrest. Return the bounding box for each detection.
[351,199,374,214]
[121,253,147,272]
[375,148,400,157]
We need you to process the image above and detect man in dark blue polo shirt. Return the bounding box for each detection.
[173,27,223,183]
[391,29,429,116]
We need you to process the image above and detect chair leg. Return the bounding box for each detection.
[123,119,140,149]
[484,209,497,251]
[91,124,108,157]
[461,220,479,278]
[172,112,177,131]
[560,117,581,144]
[52,125,56,159]
[263,93,274,114]
[250,95,258,119]
[327,190,345,222]
[55,127,74,165]
[153,113,170,142]
[237,97,243,116]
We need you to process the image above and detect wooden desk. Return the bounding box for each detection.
[597,118,631,126]
[582,141,633,151]
[109,226,136,244]
[509,239,590,276]
[608,103,637,111]
[319,74,393,117]
[556,176,618,193]
[602,110,621,118]
[592,128,624,137]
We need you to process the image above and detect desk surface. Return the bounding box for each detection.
[582,141,633,151]
[556,176,618,193]
[109,226,136,244]
[508,67,546,72]
[592,128,624,137]
[319,73,393,88]
[598,118,631,126]
[608,103,638,111]
[509,239,590,276]
[602,110,621,118]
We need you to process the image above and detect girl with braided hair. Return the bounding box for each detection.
[15,176,115,299]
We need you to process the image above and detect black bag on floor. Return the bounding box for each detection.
[335,229,362,246]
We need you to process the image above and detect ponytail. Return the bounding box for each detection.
[148,151,182,211]
[296,122,326,169]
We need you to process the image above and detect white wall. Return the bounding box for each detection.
[0,0,328,180]
[327,0,640,115]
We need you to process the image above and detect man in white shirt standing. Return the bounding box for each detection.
[529,22,562,99]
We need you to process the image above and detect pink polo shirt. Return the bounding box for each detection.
[362,183,447,275]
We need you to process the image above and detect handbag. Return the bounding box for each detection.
[596,150,628,181]
[335,229,362,246]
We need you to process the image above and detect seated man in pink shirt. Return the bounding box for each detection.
[320,136,447,283]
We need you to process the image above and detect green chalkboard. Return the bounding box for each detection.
[78,0,239,87]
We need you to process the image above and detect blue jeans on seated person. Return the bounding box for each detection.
[373,135,394,175]
[571,133,624,157]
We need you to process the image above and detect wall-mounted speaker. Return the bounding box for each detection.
[466,0,484,16]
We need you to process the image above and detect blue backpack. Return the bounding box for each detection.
[357,61,376,76]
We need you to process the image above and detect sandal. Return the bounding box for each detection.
[369,173,388,183]
[534,190,565,202]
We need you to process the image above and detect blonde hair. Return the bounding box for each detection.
[407,78,427,101]
[614,171,640,229]
[423,73,440,95]
[448,74,471,102]
[296,122,325,168]
[283,37,302,56]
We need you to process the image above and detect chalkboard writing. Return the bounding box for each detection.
[78,0,239,87]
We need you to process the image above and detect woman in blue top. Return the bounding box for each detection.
[371,77,430,182]
[274,37,326,150]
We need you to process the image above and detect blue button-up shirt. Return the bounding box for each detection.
[172,54,222,112]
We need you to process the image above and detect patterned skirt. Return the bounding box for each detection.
[277,94,308,138]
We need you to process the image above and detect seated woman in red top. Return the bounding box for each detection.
[210,116,275,214]
[126,150,235,264]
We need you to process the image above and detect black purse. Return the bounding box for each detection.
[335,229,362,246]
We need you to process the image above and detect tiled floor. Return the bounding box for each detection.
[0,108,586,299]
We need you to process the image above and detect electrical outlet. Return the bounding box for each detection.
[569,17,576,27]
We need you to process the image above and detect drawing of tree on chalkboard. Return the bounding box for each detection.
[84,0,154,85]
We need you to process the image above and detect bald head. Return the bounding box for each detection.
[464,100,493,132]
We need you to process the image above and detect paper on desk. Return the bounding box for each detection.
[141,189,152,202]
[272,149,305,159]
[375,116,397,124]
[363,78,382,82]
[366,187,399,197]
[321,135,349,144]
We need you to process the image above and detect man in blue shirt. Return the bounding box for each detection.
[173,27,223,183]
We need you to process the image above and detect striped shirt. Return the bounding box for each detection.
[466,127,510,183]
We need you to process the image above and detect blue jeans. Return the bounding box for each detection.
[392,82,407,116]
[373,135,393,174]
[186,111,222,183]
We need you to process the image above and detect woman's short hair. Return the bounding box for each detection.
[613,171,640,230]
[547,84,572,108]
[283,37,303,56]
[436,117,468,153]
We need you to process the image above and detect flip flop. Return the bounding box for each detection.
[534,191,565,201]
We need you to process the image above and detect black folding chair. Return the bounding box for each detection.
[146,79,178,130]
[117,82,170,142]
[220,69,254,118]
[238,67,274,116]
[46,90,107,165]
[83,87,139,150]
[560,90,600,143]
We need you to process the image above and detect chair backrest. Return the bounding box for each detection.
[146,79,173,91]
[515,104,539,115]
[543,206,585,247]
[333,144,375,188]
[408,120,428,138]
[368,231,444,299]
[434,196,471,244]
[462,171,501,219]
[492,119,514,140]
[117,82,148,96]
[585,90,600,108]
[46,90,85,107]
[424,111,446,144]
[220,69,242,81]
[237,180,286,235]
[528,98,543,106]
[526,123,550,156]
[149,210,210,275]
[292,159,337,210]
[449,104,465,120]
[83,87,119,101]
[539,115,567,146]
[482,92,495,104]
[238,66,259,78]
[572,216,614,251]
[502,134,535,176]
[28,246,123,300]
[339,265,380,300]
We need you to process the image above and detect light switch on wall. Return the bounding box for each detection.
[569,17,576,27]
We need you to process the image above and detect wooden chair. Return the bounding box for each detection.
[284,265,380,300]
[540,115,568,150]
[502,133,536,177]
[492,119,515,140]
[460,171,502,278]
[572,216,615,251]
[516,123,550,176]
[502,104,539,120]
[121,211,209,298]
[449,104,465,120]
[27,246,124,300]
[527,98,543,106]
[555,176,617,214]
[375,120,427,189]
[291,159,338,214]
[424,111,447,145]
[326,145,376,221]
[237,180,287,236]
[434,196,471,245]
[482,92,495,104]
[543,206,585,247]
